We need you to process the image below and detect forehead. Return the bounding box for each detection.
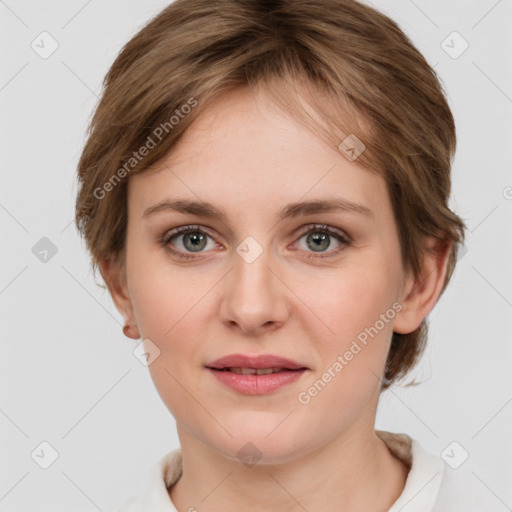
[128,87,390,223]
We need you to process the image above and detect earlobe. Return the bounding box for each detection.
[98,256,140,338]
[393,237,452,335]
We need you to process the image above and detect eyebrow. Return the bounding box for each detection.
[142,197,374,222]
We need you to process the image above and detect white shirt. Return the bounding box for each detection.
[117,430,470,511]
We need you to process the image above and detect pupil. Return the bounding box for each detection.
[308,232,329,251]
[184,232,206,252]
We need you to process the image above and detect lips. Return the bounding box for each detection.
[226,367,289,375]
[206,353,308,371]
[206,354,309,395]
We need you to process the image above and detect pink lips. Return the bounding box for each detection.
[206,353,308,395]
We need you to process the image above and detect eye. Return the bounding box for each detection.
[160,223,351,261]
[293,224,351,259]
[161,225,217,260]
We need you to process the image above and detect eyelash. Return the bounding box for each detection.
[159,223,352,261]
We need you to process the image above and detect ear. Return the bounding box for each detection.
[98,256,140,339]
[393,236,452,334]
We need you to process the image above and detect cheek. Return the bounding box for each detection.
[314,262,397,340]
[295,271,396,427]
[129,265,213,413]
[128,246,204,340]
[306,266,398,402]
[131,269,208,418]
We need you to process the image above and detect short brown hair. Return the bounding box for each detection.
[74,0,466,391]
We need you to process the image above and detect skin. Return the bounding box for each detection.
[100,86,451,511]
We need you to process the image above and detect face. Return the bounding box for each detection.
[113,87,420,464]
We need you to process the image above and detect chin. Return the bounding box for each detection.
[207,424,312,467]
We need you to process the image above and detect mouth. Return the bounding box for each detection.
[211,367,304,375]
[205,354,309,395]
[206,353,309,371]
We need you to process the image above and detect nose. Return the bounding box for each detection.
[219,244,290,336]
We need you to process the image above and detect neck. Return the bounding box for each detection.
[169,423,409,511]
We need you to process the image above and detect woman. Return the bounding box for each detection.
[75,0,467,509]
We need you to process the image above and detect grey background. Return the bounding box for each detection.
[1,1,511,510]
